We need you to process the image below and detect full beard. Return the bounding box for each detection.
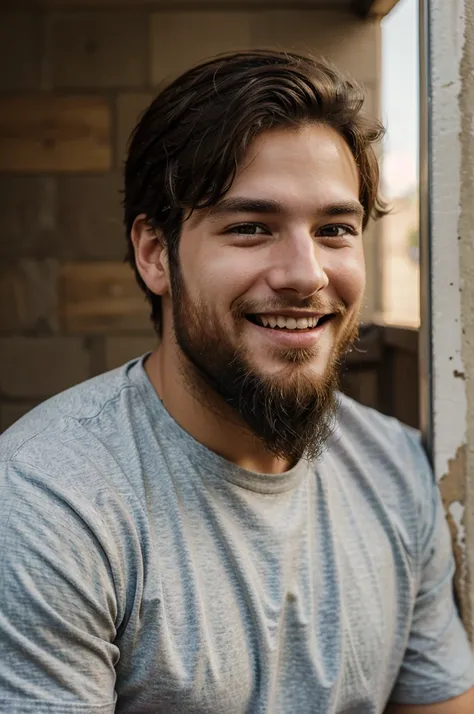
[169,264,359,465]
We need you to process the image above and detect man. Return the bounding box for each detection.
[0,51,472,714]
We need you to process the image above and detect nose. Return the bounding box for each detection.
[266,232,329,299]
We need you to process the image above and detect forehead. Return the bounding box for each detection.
[228,124,360,209]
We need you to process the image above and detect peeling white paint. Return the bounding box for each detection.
[448,500,467,559]
[430,0,468,480]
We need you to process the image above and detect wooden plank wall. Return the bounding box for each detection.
[342,324,420,429]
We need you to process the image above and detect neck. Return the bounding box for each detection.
[145,342,293,475]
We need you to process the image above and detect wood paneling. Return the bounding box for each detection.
[342,324,420,429]
[59,262,150,333]
[0,336,89,398]
[0,95,111,172]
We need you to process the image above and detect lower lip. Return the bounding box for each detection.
[248,320,331,348]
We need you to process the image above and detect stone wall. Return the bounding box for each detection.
[0,2,381,432]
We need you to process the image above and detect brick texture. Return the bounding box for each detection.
[49,11,148,88]
[251,11,380,85]
[0,5,384,411]
[57,173,124,259]
[0,336,90,398]
[150,12,252,84]
[116,92,154,167]
[0,177,57,262]
[59,262,150,334]
[104,335,157,371]
[0,259,59,333]
[0,12,39,90]
[0,95,111,173]
[150,10,379,87]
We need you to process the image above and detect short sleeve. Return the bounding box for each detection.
[0,459,119,713]
[389,430,474,704]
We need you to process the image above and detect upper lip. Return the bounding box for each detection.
[250,310,329,318]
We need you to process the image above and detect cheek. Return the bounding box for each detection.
[326,249,366,307]
[185,245,266,309]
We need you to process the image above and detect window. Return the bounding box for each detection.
[380,0,420,328]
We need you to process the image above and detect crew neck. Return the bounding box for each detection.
[126,355,311,495]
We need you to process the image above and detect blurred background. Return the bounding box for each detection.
[381,0,419,329]
[0,0,420,432]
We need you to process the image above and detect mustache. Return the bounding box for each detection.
[232,296,347,318]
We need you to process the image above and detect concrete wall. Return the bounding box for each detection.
[0,3,382,431]
[426,0,474,639]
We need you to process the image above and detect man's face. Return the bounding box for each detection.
[165,124,365,461]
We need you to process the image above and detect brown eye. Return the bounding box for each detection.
[228,223,268,236]
[319,224,358,238]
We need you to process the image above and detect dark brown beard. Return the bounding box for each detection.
[169,261,358,463]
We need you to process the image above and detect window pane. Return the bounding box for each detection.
[380,0,420,328]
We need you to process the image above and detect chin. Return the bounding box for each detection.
[252,354,331,386]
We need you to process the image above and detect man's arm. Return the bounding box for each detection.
[0,458,118,712]
[387,428,474,707]
[386,687,474,713]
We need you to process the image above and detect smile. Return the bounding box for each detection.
[246,314,334,331]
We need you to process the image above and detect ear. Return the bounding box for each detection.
[131,214,170,297]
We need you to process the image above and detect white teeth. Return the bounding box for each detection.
[255,314,319,330]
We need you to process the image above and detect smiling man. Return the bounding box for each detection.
[0,51,473,714]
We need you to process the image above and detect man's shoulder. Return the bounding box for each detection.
[0,358,155,597]
[332,392,434,515]
[0,359,142,469]
[335,391,420,450]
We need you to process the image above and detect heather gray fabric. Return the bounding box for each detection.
[0,356,473,714]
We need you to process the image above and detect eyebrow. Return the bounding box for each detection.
[324,200,365,221]
[207,196,365,221]
[207,197,284,218]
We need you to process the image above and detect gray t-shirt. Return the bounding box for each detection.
[0,356,473,713]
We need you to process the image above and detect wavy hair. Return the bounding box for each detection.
[123,50,387,333]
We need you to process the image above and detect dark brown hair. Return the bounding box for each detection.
[123,49,387,333]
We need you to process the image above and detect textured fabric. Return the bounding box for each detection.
[0,356,473,714]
